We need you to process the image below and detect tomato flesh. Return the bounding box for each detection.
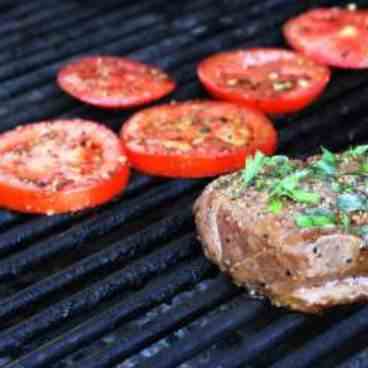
[0,119,129,214]
[197,48,330,114]
[57,56,176,109]
[283,7,368,69]
[121,101,277,178]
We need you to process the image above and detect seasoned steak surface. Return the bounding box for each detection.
[194,149,368,312]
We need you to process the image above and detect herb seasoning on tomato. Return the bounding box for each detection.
[0,119,129,214]
[57,56,176,109]
[197,48,330,114]
[121,101,277,178]
[283,6,368,69]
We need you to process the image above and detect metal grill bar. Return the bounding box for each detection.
[139,297,266,368]
[0,0,221,63]
[0,207,192,320]
[0,2,80,35]
[4,257,211,367]
[0,0,278,121]
[0,0,249,100]
[200,315,306,368]
[271,307,368,368]
[74,275,240,368]
[0,174,155,257]
[0,179,203,280]
[1,1,368,367]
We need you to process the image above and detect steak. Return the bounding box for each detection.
[194,148,368,313]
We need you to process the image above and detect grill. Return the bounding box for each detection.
[1,1,368,367]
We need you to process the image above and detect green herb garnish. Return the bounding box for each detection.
[340,212,351,232]
[336,193,366,213]
[312,147,337,175]
[295,208,336,229]
[345,145,368,159]
[269,170,320,205]
[267,197,283,214]
[242,151,265,186]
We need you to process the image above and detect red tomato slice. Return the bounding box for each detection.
[197,48,330,114]
[0,119,130,214]
[121,101,277,178]
[57,56,176,109]
[283,7,368,69]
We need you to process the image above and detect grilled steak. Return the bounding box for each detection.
[194,148,368,313]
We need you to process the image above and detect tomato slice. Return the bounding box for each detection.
[121,101,277,178]
[283,7,368,69]
[197,48,330,114]
[0,119,130,214]
[57,56,176,109]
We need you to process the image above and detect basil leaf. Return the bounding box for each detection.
[242,151,265,186]
[295,213,336,229]
[336,193,366,213]
[313,160,336,175]
[271,170,309,195]
[348,145,368,158]
[312,147,336,175]
[321,147,336,164]
[267,198,283,214]
[290,190,320,204]
[360,162,368,174]
[355,225,368,247]
[340,212,351,232]
[330,181,342,193]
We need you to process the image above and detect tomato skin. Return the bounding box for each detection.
[121,101,277,178]
[57,56,176,109]
[283,8,368,69]
[0,163,129,214]
[0,120,130,214]
[197,48,330,114]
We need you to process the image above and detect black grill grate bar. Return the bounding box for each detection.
[0,0,159,60]
[0,174,156,257]
[271,307,368,368]
[199,315,306,368]
[0,1,81,35]
[2,257,212,367]
[0,206,192,320]
[0,0,345,132]
[75,275,240,368]
[0,0,249,88]
[138,295,265,368]
[0,0,290,105]
[0,1,44,20]
[0,0,219,64]
[0,179,204,280]
[279,83,368,153]
[337,349,368,368]
[0,0,302,131]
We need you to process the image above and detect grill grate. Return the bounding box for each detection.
[1,1,368,367]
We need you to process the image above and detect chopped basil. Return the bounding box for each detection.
[312,147,337,175]
[330,181,342,193]
[360,162,368,173]
[340,212,351,232]
[355,225,368,247]
[336,193,366,213]
[266,155,295,177]
[295,209,336,229]
[321,147,337,164]
[346,145,368,158]
[267,197,283,214]
[269,170,319,205]
[289,190,320,204]
[242,151,265,186]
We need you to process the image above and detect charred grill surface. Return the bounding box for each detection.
[1,1,368,367]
